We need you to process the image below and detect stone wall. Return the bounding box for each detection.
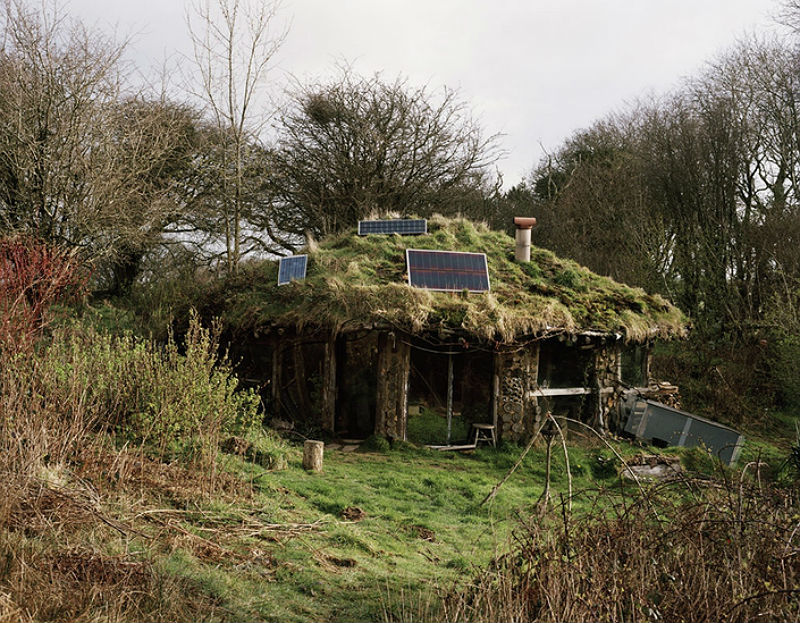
[595,341,621,431]
[493,345,539,442]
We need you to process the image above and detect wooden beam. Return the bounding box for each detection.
[528,387,615,397]
[320,335,336,433]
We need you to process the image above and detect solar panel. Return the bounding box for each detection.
[358,219,427,236]
[406,249,490,292]
[277,254,308,285]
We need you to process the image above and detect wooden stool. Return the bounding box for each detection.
[472,423,497,447]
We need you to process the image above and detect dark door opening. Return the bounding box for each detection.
[406,345,493,445]
[335,333,378,438]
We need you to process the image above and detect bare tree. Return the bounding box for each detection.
[267,69,501,244]
[187,0,286,273]
[0,0,206,294]
[0,0,125,249]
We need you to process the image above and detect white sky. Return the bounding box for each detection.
[67,0,784,186]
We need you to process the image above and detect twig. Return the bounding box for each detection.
[725,588,800,617]
[480,423,542,507]
[561,416,659,522]
[549,413,573,512]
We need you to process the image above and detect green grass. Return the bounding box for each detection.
[406,408,472,445]
[12,412,794,622]
[207,215,687,343]
[152,438,635,622]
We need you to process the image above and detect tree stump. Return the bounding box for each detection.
[303,440,324,472]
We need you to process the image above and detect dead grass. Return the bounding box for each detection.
[440,474,800,622]
[0,531,223,622]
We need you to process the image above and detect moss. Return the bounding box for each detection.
[210,216,687,343]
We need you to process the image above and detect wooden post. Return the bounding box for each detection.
[271,341,282,417]
[293,342,313,416]
[446,354,454,445]
[375,333,390,436]
[303,440,324,472]
[321,334,337,433]
[375,332,411,439]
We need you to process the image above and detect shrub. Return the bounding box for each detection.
[39,313,260,463]
[443,476,800,622]
[0,235,86,353]
[361,435,391,453]
[589,449,617,479]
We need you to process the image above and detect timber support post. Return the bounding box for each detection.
[320,334,337,433]
[374,331,411,440]
[271,340,283,417]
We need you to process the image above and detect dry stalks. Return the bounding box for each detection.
[444,475,800,622]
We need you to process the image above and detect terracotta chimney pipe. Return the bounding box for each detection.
[513,217,537,262]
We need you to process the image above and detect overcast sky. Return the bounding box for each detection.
[67,0,785,186]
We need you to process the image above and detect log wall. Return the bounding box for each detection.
[594,342,621,431]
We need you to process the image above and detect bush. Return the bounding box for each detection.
[31,312,260,465]
[444,476,800,622]
[589,449,617,479]
[360,435,391,453]
[0,235,86,353]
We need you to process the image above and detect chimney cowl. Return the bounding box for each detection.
[513,216,537,230]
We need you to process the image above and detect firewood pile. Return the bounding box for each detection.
[642,381,681,409]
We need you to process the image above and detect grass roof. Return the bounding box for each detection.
[213,216,687,344]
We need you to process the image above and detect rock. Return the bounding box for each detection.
[622,457,682,481]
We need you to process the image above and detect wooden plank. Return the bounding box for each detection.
[427,443,478,451]
[530,387,592,397]
[528,387,615,397]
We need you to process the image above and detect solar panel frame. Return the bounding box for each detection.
[406,249,490,293]
[277,254,308,285]
[358,218,427,236]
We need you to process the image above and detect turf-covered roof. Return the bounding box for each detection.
[215,216,687,344]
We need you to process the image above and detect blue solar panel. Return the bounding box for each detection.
[406,249,490,292]
[277,255,308,285]
[358,219,427,236]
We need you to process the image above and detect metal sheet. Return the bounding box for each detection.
[623,399,744,465]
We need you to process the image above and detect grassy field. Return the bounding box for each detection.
[164,439,629,621]
[0,432,649,622]
[2,410,797,622]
